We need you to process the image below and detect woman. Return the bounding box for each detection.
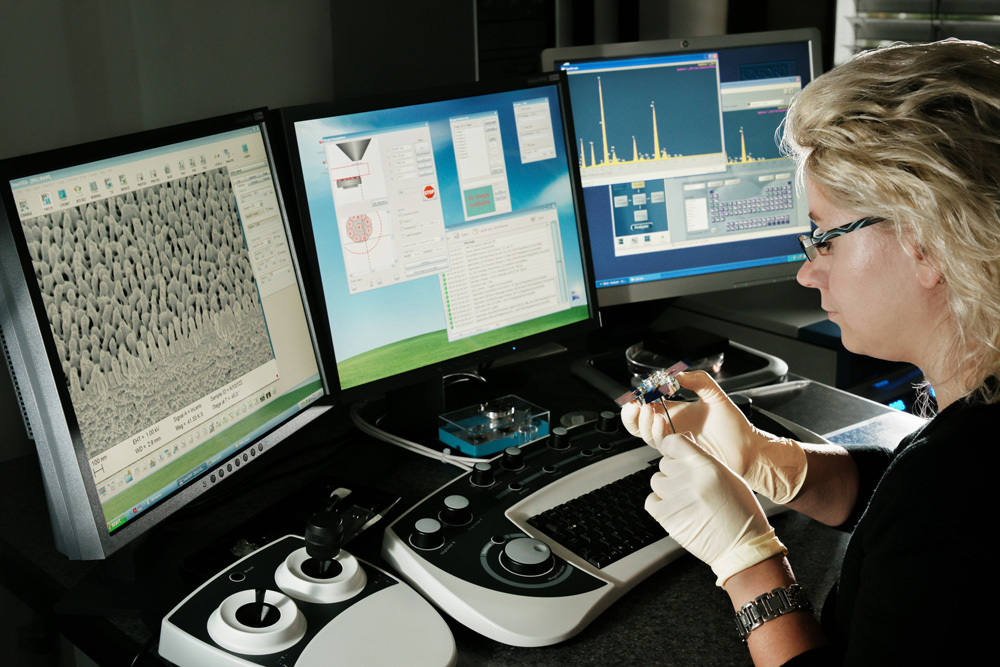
[622,39,999,665]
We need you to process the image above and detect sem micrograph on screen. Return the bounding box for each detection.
[21,168,274,458]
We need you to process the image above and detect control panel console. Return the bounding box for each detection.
[160,534,456,666]
[382,407,816,647]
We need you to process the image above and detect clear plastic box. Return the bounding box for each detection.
[438,395,550,456]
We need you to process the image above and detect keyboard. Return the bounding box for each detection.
[527,464,661,569]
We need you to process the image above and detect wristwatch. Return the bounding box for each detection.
[735,584,813,642]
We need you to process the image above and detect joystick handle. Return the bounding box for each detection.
[303,499,380,574]
[235,587,280,628]
[305,510,345,570]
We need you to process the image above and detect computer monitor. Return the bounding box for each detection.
[278,75,598,431]
[542,29,822,308]
[0,110,328,561]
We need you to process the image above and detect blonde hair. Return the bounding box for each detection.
[782,40,1000,404]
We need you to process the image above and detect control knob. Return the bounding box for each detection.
[410,518,445,550]
[440,495,472,525]
[501,446,524,470]
[471,462,495,486]
[499,537,555,576]
[548,426,570,450]
[597,410,619,434]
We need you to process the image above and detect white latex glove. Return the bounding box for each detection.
[621,371,807,504]
[641,405,786,587]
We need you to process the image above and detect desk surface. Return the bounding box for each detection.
[0,343,922,666]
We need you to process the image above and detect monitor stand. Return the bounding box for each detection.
[595,299,678,345]
[373,355,553,446]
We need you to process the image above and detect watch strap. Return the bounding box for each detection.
[735,584,813,642]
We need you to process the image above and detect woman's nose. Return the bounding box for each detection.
[796,257,824,289]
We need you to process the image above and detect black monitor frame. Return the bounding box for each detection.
[276,74,600,420]
[542,28,823,309]
[0,109,331,562]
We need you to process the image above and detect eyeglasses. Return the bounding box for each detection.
[798,217,885,261]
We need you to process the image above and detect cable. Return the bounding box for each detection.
[130,632,157,667]
[444,371,487,387]
[349,398,489,471]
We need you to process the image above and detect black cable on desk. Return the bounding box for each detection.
[130,631,157,667]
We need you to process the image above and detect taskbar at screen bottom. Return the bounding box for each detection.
[103,380,324,534]
[595,253,805,289]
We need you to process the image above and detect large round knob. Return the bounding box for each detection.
[471,462,494,487]
[410,518,445,550]
[499,537,554,576]
[501,446,524,470]
[548,426,570,450]
[440,495,472,525]
[597,410,619,433]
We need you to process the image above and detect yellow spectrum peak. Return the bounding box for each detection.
[579,151,724,169]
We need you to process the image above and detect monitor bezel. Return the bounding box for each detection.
[277,74,601,406]
[542,28,823,308]
[0,109,331,560]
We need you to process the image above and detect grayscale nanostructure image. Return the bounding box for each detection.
[22,168,274,458]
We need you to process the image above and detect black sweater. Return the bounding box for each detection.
[786,398,995,665]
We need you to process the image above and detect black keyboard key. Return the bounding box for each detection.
[527,463,665,569]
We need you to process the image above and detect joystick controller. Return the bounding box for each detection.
[206,587,306,655]
[160,494,456,666]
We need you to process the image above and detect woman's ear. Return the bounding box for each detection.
[909,242,945,289]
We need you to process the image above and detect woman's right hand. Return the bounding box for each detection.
[620,371,808,504]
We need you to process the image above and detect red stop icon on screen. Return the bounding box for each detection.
[423,185,436,200]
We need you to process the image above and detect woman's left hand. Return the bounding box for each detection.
[622,371,808,504]
[640,403,787,587]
